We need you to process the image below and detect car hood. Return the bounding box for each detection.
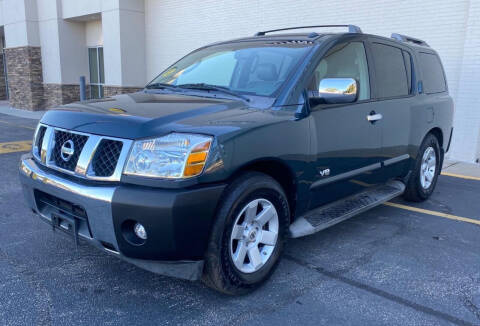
[40,92,293,139]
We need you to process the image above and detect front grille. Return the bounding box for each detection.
[35,126,46,157]
[91,139,123,177]
[33,124,131,181]
[52,130,88,171]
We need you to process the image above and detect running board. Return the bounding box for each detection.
[289,180,406,238]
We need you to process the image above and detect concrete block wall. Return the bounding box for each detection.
[447,0,480,163]
[145,0,480,162]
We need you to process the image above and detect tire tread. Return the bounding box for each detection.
[202,172,289,295]
[403,133,441,202]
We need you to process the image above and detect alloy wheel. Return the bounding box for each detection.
[229,198,279,274]
[420,146,436,189]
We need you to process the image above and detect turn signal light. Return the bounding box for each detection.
[184,141,211,177]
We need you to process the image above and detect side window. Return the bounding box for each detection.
[402,51,413,94]
[310,42,370,101]
[419,52,446,94]
[371,43,409,98]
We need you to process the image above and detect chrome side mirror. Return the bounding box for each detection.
[309,78,358,104]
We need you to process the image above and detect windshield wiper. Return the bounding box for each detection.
[177,83,250,102]
[145,82,181,91]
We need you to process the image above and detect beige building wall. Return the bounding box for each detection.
[0,0,478,162]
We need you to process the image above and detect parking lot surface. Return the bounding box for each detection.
[1,113,479,326]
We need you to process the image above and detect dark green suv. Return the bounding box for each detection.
[19,25,453,294]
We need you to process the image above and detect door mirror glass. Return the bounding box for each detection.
[309,78,358,104]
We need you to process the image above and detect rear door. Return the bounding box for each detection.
[365,39,415,180]
[307,41,384,209]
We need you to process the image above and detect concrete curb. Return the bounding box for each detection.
[0,101,45,120]
[442,160,480,178]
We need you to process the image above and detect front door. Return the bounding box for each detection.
[307,41,384,209]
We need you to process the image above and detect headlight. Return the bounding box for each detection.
[123,133,212,179]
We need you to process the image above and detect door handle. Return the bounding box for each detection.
[367,111,383,123]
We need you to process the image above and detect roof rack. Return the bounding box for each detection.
[254,25,362,37]
[391,33,429,47]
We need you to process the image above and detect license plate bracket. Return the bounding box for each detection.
[51,213,80,247]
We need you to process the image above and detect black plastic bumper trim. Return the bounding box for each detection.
[112,183,227,261]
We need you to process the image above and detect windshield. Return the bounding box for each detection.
[148,42,313,97]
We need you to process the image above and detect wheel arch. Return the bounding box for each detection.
[424,127,445,169]
[228,158,297,222]
[427,127,444,149]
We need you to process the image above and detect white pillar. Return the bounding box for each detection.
[36,0,89,85]
[36,0,62,84]
[449,0,480,163]
[35,0,89,107]
[3,0,40,48]
[102,0,145,88]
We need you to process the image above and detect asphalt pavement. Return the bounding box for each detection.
[0,112,479,326]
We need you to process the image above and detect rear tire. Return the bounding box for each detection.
[202,172,290,295]
[403,134,441,202]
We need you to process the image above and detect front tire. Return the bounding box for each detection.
[203,172,290,295]
[404,134,441,202]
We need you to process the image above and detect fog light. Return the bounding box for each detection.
[134,223,147,240]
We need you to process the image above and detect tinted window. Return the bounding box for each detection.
[310,42,370,100]
[371,43,409,98]
[419,52,446,94]
[402,51,412,94]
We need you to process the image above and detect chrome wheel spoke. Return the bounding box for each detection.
[231,225,244,240]
[233,241,248,269]
[248,246,263,270]
[244,202,258,223]
[260,230,277,246]
[255,204,275,226]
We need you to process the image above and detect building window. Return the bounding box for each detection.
[88,47,104,99]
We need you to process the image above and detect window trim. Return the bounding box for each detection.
[368,41,415,101]
[307,40,374,111]
[307,38,423,112]
[418,51,448,95]
[401,50,414,95]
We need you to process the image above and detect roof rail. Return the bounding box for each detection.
[254,24,362,37]
[391,33,429,47]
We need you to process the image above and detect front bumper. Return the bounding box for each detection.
[19,155,226,281]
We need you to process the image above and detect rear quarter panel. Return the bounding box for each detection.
[409,92,453,157]
[409,47,454,160]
